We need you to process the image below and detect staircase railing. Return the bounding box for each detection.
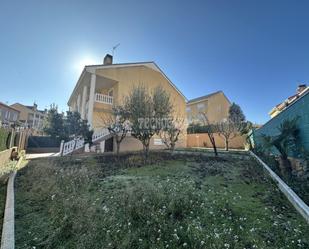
[92,128,110,142]
[59,128,111,156]
[60,137,85,156]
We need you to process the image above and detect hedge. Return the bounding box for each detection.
[27,136,61,148]
[187,123,217,134]
[0,128,10,152]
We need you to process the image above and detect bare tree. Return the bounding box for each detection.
[159,116,185,151]
[98,107,130,157]
[199,112,218,156]
[216,121,237,151]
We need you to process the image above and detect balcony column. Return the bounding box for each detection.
[32,112,35,128]
[77,94,81,113]
[81,85,87,119]
[87,73,96,128]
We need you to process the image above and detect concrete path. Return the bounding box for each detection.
[0,172,16,249]
[25,152,59,160]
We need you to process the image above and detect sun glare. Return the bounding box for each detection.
[74,56,98,72]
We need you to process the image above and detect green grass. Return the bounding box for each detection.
[15,153,309,249]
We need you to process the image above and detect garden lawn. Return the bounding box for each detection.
[15,152,309,249]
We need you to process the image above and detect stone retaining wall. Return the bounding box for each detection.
[0,148,16,169]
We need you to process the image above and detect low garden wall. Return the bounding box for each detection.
[187,133,245,149]
[0,148,16,170]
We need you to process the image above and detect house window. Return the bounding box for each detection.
[197,103,205,112]
[187,115,192,123]
[154,138,163,145]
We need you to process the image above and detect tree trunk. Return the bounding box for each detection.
[145,144,149,158]
[116,141,120,159]
[142,139,150,163]
[170,142,175,151]
[225,138,229,151]
[208,134,218,156]
[278,157,292,177]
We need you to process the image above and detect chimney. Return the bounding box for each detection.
[103,54,113,65]
[297,84,307,94]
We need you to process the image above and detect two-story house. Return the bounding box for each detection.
[186,91,231,124]
[10,103,47,130]
[268,84,308,118]
[0,102,20,127]
[67,54,187,152]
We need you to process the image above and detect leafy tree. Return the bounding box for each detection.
[229,102,245,124]
[43,104,65,140]
[44,106,93,144]
[64,111,93,141]
[122,85,172,158]
[239,121,253,150]
[227,102,254,150]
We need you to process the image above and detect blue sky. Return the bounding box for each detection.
[1,0,309,124]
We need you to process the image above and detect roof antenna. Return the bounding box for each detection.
[112,43,120,57]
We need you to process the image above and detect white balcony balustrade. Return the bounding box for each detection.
[95,93,113,105]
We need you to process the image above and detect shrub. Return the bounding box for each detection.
[0,128,10,151]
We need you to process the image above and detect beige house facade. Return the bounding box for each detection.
[186,91,231,124]
[68,54,187,152]
[10,103,47,130]
[0,102,20,127]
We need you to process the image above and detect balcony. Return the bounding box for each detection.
[95,93,113,105]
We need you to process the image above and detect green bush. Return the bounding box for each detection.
[0,128,10,151]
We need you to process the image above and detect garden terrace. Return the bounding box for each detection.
[14,152,309,249]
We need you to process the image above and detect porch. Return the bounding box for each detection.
[69,70,118,128]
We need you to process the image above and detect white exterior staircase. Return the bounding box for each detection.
[59,128,111,156]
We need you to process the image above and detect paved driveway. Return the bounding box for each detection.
[25,152,59,160]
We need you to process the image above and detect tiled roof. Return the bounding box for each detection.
[0,102,20,112]
[187,91,223,104]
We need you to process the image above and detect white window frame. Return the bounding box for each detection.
[154,138,163,146]
[197,103,205,111]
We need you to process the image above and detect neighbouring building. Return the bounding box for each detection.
[186,91,231,124]
[10,103,47,130]
[254,84,309,153]
[0,102,20,127]
[269,84,308,118]
[67,54,187,152]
